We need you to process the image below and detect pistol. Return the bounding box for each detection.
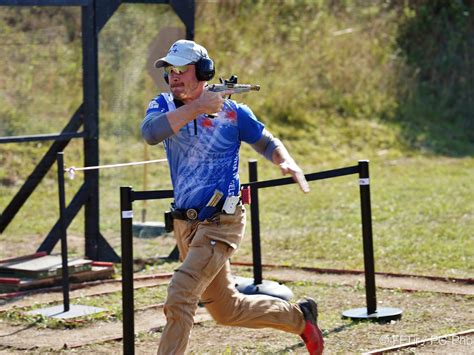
[208,83,260,94]
[207,75,260,95]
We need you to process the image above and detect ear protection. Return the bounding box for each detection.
[163,56,215,84]
[195,57,215,81]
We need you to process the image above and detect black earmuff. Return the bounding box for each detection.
[195,57,215,81]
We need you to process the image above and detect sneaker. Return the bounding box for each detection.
[298,297,324,355]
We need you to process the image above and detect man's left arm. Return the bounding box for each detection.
[250,129,310,193]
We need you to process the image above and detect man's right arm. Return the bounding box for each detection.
[141,90,227,145]
[140,98,205,145]
[141,111,174,145]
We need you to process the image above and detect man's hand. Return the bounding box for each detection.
[195,89,231,115]
[279,161,310,193]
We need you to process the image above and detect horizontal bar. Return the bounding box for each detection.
[243,165,360,189]
[0,131,85,144]
[133,189,174,201]
[0,0,88,5]
[130,165,359,203]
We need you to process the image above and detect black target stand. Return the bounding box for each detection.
[341,161,402,321]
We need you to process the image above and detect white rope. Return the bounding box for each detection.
[66,159,168,179]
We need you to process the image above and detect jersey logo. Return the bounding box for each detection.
[147,100,166,113]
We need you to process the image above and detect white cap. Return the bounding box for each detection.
[154,40,209,68]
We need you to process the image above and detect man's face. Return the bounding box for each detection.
[166,64,204,102]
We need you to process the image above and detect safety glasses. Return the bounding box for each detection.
[164,65,190,75]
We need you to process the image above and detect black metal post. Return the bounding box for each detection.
[82,0,100,260]
[169,0,195,40]
[249,160,263,285]
[57,152,70,312]
[342,160,402,321]
[120,186,135,355]
[234,161,293,300]
[359,160,377,314]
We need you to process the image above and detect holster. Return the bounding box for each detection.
[164,210,174,233]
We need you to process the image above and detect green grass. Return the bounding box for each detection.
[0,3,472,353]
[1,139,472,278]
[234,153,473,278]
[0,284,168,330]
[0,1,472,284]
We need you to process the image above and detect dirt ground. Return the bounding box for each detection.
[0,266,472,354]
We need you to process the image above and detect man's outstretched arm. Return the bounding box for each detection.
[250,129,310,193]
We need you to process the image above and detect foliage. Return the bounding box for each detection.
[395,0,474,155]
[195,0,473,155]
[0,1,472,279]
[197,1,403,148]
[0,1,472,153]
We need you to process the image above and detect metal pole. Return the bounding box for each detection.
[359,160,377,314]
[57,152,70,312]
[82,0,101,260]
[249,160,263,285]
[120,186,135,355]
[142,143,148,223]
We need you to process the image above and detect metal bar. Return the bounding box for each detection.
[120,186,135,355]
[37,182,90,252]
[249,160,263,285]
[134,182,175,263]
[95,233,121,262]
[132,190,174,201]
[95,0,122,32]
[135,166,358,204]
[358,160,377,314]
[57,153,70,312]
[82,1,101,260]
[242,165,359,190]
[170,0,194,39]
[0,105,83,233]
[0,132,85,144]
[0,0,88,5]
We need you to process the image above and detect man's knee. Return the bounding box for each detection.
[164,293,198,325]
[165,272,201,311]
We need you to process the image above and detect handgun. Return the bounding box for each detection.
[207,75,260,95]
[208,83,260,94]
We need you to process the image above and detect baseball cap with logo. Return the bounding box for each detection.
[154,40,209,68]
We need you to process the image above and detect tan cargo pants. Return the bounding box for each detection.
[157,206,306,354]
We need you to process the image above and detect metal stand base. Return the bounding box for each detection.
[342,307,402,322]
[132,221,166,238]
[27,304,105,319]
[233,276,294,301]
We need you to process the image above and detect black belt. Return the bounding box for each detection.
[171,208,200,221]
[171,199,240,221]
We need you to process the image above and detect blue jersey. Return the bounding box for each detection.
[146,93,264,211]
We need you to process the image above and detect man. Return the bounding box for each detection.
[141,39,324,355]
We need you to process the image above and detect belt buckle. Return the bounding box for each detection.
[186,208,198,220]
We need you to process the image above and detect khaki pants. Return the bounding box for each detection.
[157,206,305,354]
